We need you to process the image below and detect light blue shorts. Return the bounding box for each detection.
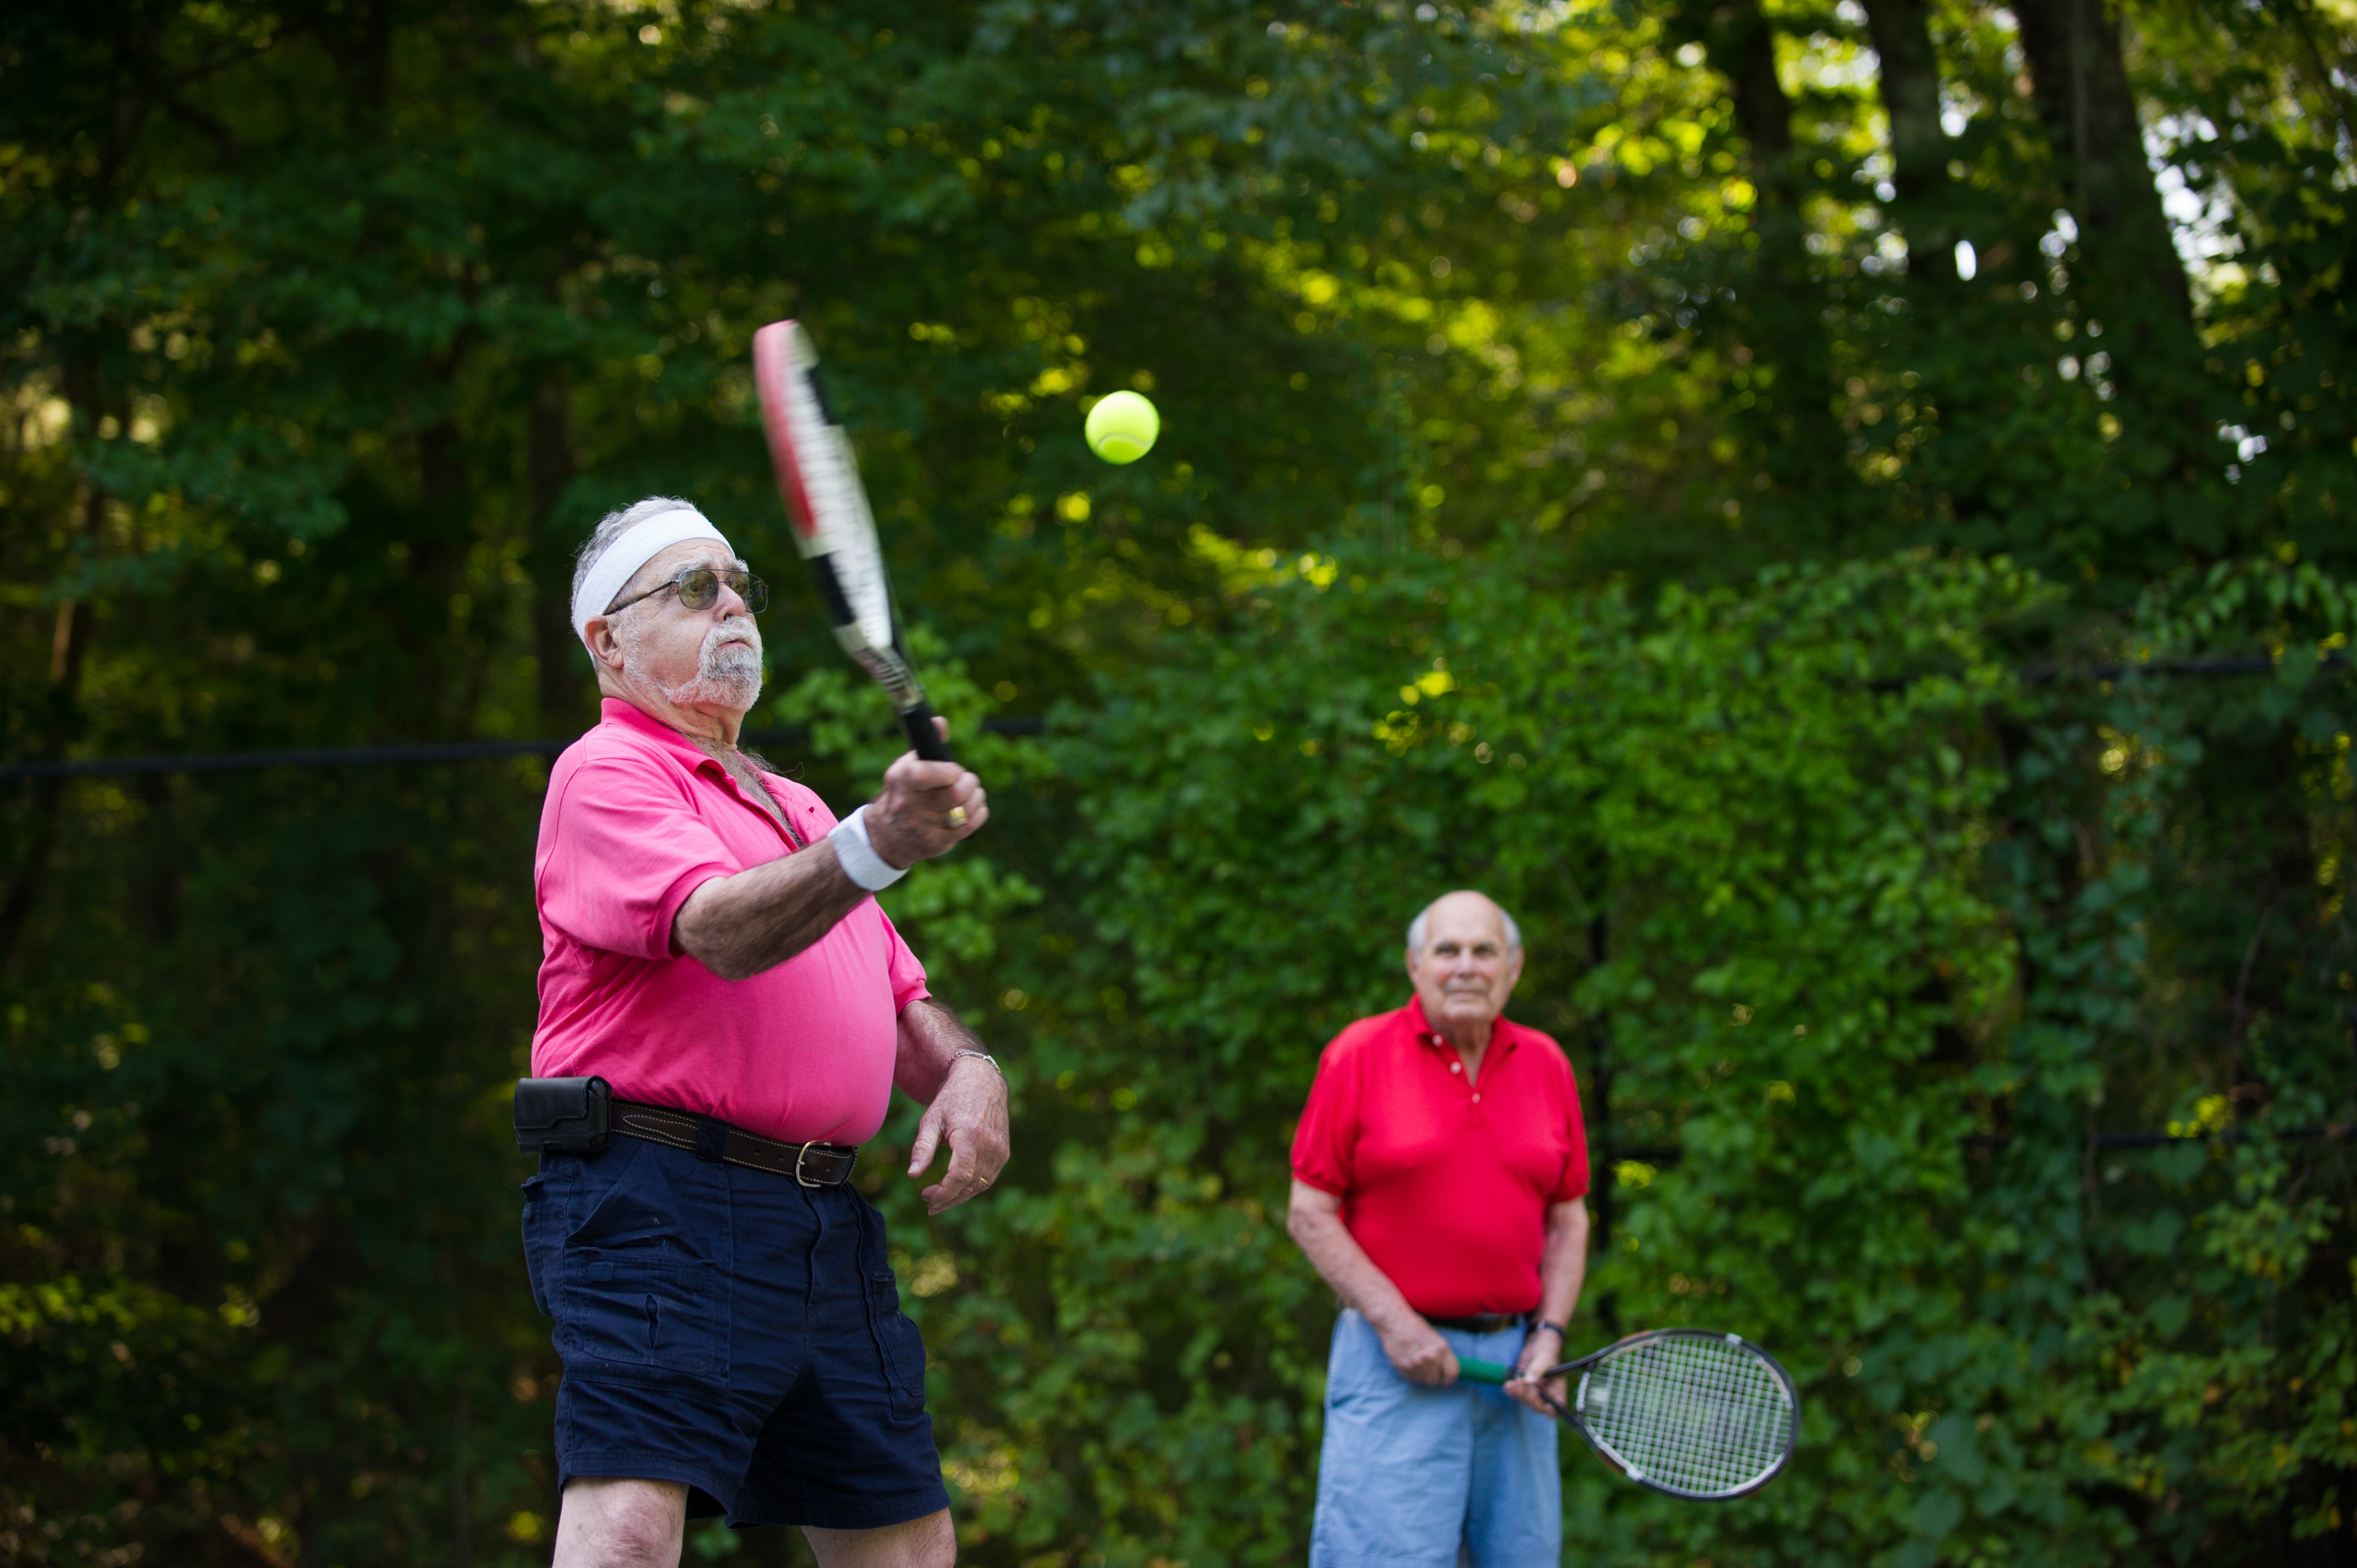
[1309,1309,1562,1567]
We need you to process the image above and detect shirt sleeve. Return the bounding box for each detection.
[1551,1060,1592,1202]
[878,907,932,1012]
[1289,1040,1362,1197]
[538,759,741,960]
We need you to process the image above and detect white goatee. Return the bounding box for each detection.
[621,615,765,713]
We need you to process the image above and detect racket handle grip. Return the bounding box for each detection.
[1457,1357,1514,1385]
[902,703,955,764]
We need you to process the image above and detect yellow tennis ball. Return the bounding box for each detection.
[1085,390,1160,464]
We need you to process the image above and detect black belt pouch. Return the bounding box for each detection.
[514,1076,610,1153]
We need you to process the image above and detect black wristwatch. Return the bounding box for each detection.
[1529,1319,1568,1342]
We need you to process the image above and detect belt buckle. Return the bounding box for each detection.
[793,1142,823,1188]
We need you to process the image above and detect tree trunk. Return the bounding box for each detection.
[526,373,588,729]
[401,415,476,739]
[0,479,102,969]
[327,0,395,140]
[1582,914,1617,1308]
[1860,0,1959,286]
[1678,0,1855,545]
[133,772,182,947]
[2013,0,2214,482]
[450,1373,472,1568]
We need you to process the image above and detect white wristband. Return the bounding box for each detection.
[828,805,908,892]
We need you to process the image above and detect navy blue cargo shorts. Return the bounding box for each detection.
[521,1131,950,1530]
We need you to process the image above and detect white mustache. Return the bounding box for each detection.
[702,626,760,668]
[650,621,763,711]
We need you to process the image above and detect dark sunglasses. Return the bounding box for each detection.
[605,565,768,617]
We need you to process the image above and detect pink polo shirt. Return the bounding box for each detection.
[529,699,929,1144]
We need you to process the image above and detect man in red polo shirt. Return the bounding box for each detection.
[1287,890,1589,1567]
[522,496,1005,1568]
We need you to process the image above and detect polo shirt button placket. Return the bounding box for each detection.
[1432,1033,1484,1106]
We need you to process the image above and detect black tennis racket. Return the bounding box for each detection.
[1460,1328,1799,1501]
[751,319,953,764]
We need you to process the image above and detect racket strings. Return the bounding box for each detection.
[1580,1334,1792,1498]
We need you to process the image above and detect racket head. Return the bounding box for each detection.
[1558,1329,1799,1502]
[750,319,927,712]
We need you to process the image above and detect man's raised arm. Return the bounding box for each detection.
[673,745,987,981]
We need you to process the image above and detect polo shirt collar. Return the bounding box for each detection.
[599,698,804,848]
[1404,994,1521,1059]
[600,697,717,766]
[600,697,769,792]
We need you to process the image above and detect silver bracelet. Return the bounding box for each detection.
[950,1048,1001,1077]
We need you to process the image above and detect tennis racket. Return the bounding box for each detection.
[751,319,953,764]
[1459,1328,1798,1502]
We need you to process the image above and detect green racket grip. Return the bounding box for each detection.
[1457,1356,1515,1385]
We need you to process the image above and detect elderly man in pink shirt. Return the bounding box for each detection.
[517,496,1006,1568]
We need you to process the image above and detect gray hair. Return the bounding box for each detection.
[572,494,699,616]
[1406,895,1522,954]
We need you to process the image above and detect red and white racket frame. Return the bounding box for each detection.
[752,319,951,762]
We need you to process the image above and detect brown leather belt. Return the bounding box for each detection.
[610,1098,858,1188]
[1427,1312,1532,1334]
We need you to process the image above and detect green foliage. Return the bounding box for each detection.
[3,0,2354,1564]
[1048,548,2038,1562]
[1030,544,2357,1564]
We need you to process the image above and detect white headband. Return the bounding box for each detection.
[571,508,735,646]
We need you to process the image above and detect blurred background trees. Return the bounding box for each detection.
[2,0,2351,1563]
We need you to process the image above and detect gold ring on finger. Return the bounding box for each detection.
[945,805,969,829]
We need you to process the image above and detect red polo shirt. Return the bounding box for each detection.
[1291,998,1589,1318]
[530,699,930,1145]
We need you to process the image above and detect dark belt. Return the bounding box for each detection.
[1427,1312,1532,1334]
[611,1098,859,1188]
